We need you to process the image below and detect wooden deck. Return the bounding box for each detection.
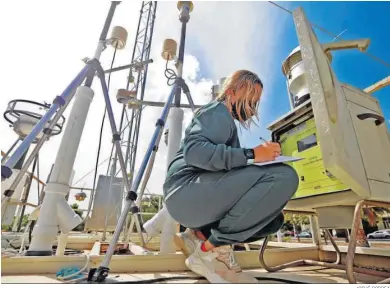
[2,233,389,284]
[2,266,387,284]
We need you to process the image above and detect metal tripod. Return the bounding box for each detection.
[2,57,146,246]
[0,1,145,250]
[88,77,196,282]
[124,81,196,243]
[122,0,196,250]
[1,1,119,200]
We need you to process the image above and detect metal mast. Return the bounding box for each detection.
[124,1,157,186]
[107,1,156,182]
[105,1,157,225]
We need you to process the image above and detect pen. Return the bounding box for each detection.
[259,136,268,143]
[260,136,283,155]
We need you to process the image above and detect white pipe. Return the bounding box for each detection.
[165,107,184,171]
[160,107,184,253]
[57,195,83,231]
[142,108,184,254]
[160,207,178,253]
[55,233,69,256]
[143,205,169,238]
[47,87,94,188]
[27,86,94,255]
[277,230,283,242]
[93,41,105,60]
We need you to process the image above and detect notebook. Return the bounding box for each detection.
[251,156,304,167]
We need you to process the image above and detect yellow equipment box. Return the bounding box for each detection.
[273,112,349,199]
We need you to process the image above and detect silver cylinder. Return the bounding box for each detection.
[282,46,332,107]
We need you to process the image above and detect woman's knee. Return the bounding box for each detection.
[274,164,299,195]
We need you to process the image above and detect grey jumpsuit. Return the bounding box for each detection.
[163,100,299,246]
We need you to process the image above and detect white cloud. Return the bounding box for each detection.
[0,1,289,214]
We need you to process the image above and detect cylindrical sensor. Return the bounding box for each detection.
[161,39,177,61]
[110,26,128,50]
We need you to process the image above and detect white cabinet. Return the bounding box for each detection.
[346,88,390,190]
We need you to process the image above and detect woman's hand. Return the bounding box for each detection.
[253,142,281,163]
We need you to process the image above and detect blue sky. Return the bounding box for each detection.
[188,1,390,147]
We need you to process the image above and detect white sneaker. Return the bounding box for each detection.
[213,245,242,273]
[213,245,258,283]
[173,228,200,256]
[185,242,240,283]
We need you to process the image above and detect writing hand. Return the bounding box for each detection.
[253,142,281,163]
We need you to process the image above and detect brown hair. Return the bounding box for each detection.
[216,70,263,128]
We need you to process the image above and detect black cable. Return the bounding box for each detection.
[164,59,177,86]
[29,220,35,244]
[110,276,307,284]
[90,45,118,202]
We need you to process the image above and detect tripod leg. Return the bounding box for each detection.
[89,68,178,281]
[95,63,144,252]
[179,78,196,112]
[138,79,196,251]
[129,128,164,241]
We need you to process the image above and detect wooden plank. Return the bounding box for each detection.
[320,244,390,257]
[1,248,319,275]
